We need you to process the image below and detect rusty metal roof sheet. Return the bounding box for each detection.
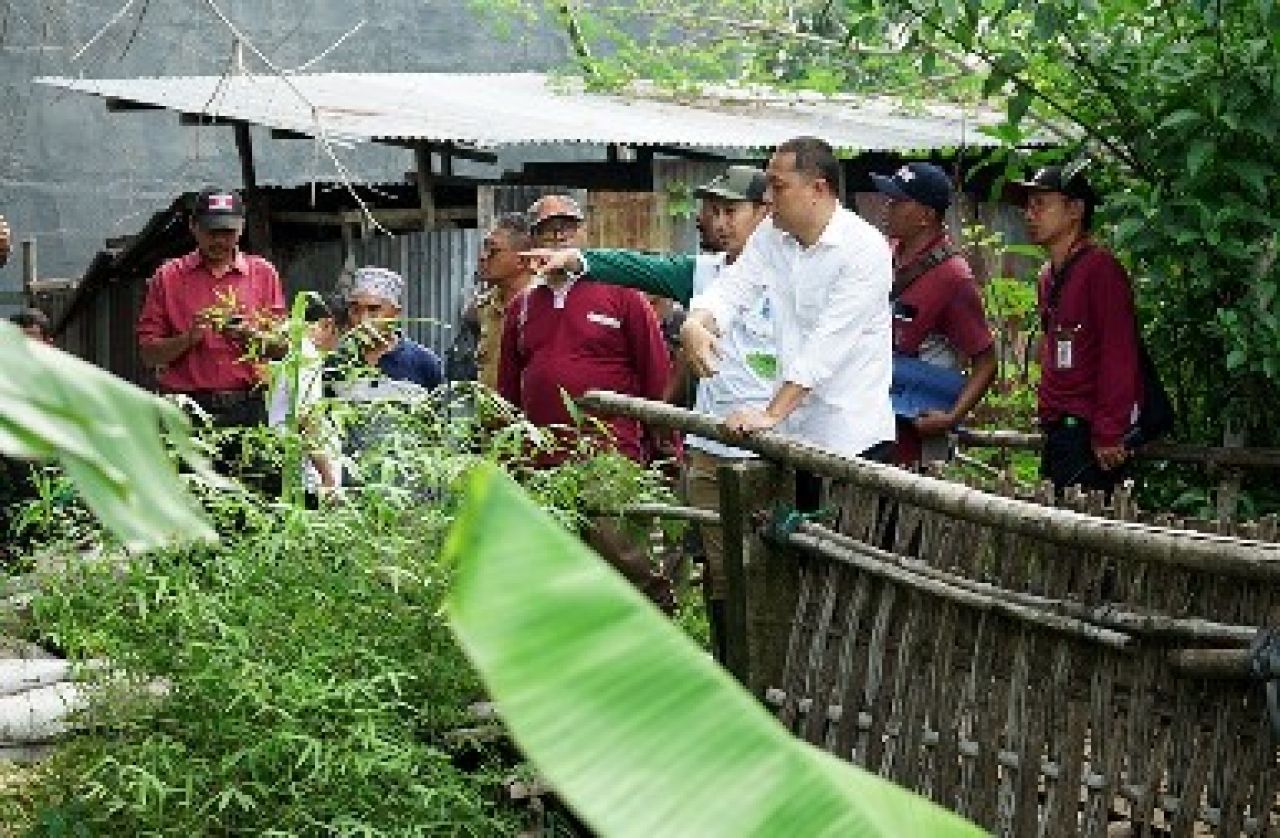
[35,72,1016,152]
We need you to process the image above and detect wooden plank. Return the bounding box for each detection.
[1013,648,1047,838]
[925,600,961,808]
[1054,691,1090,837]
[723,462,796,698]
[1039,642,1073,834]
[826,570,873,756]
[895,588,933,792]
[880,587,922,784]
[971,614,1005,830]
[798,561,845,744]
[776,559,818,733]
[1082,654,1117,838]
[1167,688,1211,837]
[718,463,758,685]
[856,580,897,770]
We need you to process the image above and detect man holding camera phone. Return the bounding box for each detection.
[137,189,285,427]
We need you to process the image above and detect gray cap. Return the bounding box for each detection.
[695,166,768,203]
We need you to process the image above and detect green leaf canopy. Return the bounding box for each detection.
[445,464,983,837]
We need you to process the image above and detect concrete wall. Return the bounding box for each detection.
[0,0,572,307]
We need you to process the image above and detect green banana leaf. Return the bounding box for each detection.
[444,464,985,837]
[0,322,216,551]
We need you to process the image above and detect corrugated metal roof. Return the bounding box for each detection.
[35,72,1011,152]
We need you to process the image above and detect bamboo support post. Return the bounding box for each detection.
[719,461,789,694]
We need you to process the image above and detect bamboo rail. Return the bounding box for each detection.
[957,428,1280,470]
[579,391,1280,579]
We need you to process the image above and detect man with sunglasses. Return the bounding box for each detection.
[1018,163,1143,493]
[473,213,536,390]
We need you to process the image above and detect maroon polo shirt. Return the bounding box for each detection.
[498,277,671,465]
[1037,245,1143,448]
[137,249,285,393]
[891,236,994,464]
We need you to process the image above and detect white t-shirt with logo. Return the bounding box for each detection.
[687,253,777,459]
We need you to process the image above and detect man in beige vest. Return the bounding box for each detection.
[473,213,536,390]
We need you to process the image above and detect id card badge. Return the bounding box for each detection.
[1053,325,1079,370]
[1056,337,1074,370]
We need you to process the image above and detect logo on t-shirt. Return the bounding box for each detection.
[586,311,622,329]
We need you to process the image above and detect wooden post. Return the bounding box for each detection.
[233,122,273,258]
[1217,424,1244,523]
[414,144,437,232]
[719,460,795,697]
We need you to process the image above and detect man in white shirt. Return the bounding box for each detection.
[681,136,896,506]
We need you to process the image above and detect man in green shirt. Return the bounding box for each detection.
[526,166,770,660]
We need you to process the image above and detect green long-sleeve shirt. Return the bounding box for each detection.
[581,249,698,307]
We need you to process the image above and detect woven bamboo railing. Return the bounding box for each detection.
[582,390,1280,837]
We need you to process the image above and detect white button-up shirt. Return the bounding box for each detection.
[688,208,896,459]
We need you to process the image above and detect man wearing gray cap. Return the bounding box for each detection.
[344,266,443,390]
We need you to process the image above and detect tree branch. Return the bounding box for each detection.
[900,2,1154,180]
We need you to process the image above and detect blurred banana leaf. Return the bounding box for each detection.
[0,323,216,551]
[445,464,984,837]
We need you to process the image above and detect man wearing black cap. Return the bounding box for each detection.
[871,163,996,467]
[137,189,285,427]
[1017,164,1143,492]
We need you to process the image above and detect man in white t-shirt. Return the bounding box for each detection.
[267,297,342,494]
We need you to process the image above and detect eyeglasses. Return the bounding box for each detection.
[533,218,583,238]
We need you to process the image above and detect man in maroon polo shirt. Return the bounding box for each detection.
[871,163,996,467]
[498,194,671,464]
[1017,164,1143,493]
[499,194,674,610]
[137,189,285,427]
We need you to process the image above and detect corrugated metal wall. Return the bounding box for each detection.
[282,229,481,357]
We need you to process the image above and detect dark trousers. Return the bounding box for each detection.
[1041,417,1128,495]
[179,391,277,496]
[185,391,267,429]
[796,439,896,513]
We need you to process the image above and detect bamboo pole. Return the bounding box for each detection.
[798,522,1260,644]
[618,503,720,526]
[786,530,1132,649]
[1167,648,1254,679]
[578,391,1280,580]
[957,428,1280,470]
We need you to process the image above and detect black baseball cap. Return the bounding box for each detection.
[871,163,953,214]
[695,166,768,203]
[1013,162,1098,207]
[192,189,245,230]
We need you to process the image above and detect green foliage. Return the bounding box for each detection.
[22,477,517,836]
[0,300,686,834]
[496,0,1280,450]
[445,464,985,837]
[0,323,215,551]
